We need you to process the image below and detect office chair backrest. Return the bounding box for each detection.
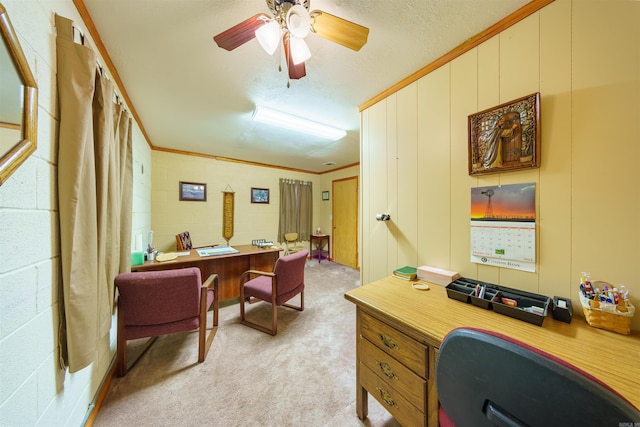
[284,232,298,242]
[115,267,218,375]
[272,249,308,304]
[436,327,640,427]
[117,267,202,326]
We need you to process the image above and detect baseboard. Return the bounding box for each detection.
[83,357,117,427]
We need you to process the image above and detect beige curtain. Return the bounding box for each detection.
[278,179,312,242]
[56,14,133,372]
[116,104,133,276]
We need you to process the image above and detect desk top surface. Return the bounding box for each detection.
[134,244,281,270]
[345,276,640,408]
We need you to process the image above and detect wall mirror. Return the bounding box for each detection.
[0,3,37,186]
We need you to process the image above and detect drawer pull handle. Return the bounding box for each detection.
[376,387,399,409]
[377,333,398,350]
[377,361,398,380]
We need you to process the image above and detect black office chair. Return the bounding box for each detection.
[436,327,640,427]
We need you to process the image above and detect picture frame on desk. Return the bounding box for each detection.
[251,187,269,204]
[179,181,207,201]
[468,92,540,176]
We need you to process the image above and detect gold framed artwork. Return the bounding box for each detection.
[468,92,540,176]
[179,181,206,201]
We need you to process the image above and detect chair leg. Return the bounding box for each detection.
[199,318,217,363]
[116,319,127,377]
[272,293,278,335]
[212,282,219,327]
[116,302,130,377]
[240,300,278,335]
[283,288,304,312]
[117,298,158,377]
[240,281,246,322]
[243,290,304,336]
[198,322,206,362]
[117,324,157,377]
[239,280,278,335]
[241,314,278,335]
[199,287,218,363]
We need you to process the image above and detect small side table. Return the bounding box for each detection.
[310,234,330,263]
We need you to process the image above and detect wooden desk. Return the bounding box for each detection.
[344,276,640,427]
[309,234,330,263]
[133,245,281,301]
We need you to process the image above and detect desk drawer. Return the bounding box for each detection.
[361,363,426,427]
[360,311,428,378]
[360,337,426,410]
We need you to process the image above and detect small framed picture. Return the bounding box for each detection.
[179,181,207,201]
[251,187,269,204]
[322,191,330,201]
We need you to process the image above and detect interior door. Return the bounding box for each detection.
[332,176,358,268]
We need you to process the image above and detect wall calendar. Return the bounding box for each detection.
[470,183,536,272]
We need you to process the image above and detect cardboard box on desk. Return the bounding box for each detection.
[417,265,461,286]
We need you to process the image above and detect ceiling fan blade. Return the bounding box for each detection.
[213,13,270,51]
[283,33,306,80]
[310,10,369,51]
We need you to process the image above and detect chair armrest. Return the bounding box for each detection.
[240,269,275,285]
[202,273,219,291]
[200,274,219,327]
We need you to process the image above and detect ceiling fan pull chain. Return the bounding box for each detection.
[277,35,283,74]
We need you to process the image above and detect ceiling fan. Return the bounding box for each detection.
[213,0,369,80]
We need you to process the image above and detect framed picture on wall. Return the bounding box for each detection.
[468,92,541,176]
[179,181,207,201]
[251,187,269,204]
[322,191,329,201]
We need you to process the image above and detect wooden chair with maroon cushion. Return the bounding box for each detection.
[239,249,308,335]
[114,267,219,376]
[436,327,640,426]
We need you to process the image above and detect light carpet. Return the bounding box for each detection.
[93,261,402,427]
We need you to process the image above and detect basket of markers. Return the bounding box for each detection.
[579,272,635,335]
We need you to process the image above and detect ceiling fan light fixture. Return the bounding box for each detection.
[252,106,346,140]
[289,36,311,64]
[286,4,311,38]
[255,20,281,55]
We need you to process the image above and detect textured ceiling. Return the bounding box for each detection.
[80,0,529,173]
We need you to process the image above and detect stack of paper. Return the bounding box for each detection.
[417,265,461,286]
[196,246,239,257]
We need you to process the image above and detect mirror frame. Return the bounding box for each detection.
[0,3,38,186]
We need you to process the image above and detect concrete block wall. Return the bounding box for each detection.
[0,1,151,425]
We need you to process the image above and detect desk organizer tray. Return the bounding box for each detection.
[446,278,550,326]
[445,278,501,309]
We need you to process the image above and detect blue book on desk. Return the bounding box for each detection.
[196,246,239,257]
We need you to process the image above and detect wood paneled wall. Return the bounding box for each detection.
[360,0,640,331]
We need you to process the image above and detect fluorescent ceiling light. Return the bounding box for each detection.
[252,106,346,140]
